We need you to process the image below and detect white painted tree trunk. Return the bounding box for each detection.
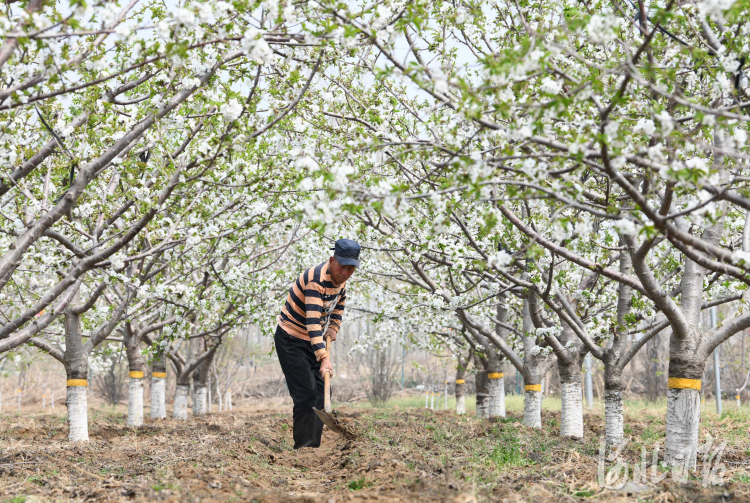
[150,376,166,419]
[476,394,488,418]
[173,384,190,420]
[67,385,88,442]
[127,377,143,427]
[605,390,624,447]
[456,393,466,415]
[488,377,505,418]
[560,382,583,438]
[208,378,212,413]
[225,389,232,410]
[193,385,208,416]
[665,388,701,468]
[216,378,222,412]
[523,389,542,428]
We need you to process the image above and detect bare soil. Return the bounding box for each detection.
[0,405,747,502]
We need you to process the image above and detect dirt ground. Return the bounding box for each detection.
[0,404,748,502]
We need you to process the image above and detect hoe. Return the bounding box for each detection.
[313,334,356,439]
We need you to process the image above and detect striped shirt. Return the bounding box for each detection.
[277,261,347,361]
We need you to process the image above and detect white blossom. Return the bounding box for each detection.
[587,14,620,44]
[174,8,196,27]
[633,118,656,136]
[220,99,243,121]
[540,77,562,94]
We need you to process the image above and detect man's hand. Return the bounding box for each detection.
[325,329,337,342]
[319,356,333,378]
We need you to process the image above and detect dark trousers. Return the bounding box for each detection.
[275,326,325,449]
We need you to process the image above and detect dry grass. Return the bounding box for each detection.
[0,400,747,502]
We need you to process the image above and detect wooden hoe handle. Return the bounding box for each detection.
[323,334,332,413]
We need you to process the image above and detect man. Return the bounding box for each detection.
[275,239,360,448]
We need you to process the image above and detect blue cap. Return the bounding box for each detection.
[332,239,361,267]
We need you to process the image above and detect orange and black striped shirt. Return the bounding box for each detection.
[277,261,347,361]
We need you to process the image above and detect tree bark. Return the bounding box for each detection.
[150,350,167,419]
[124,323,145,426]
[191,339,216,416]
[489,303,508,418]
[523,387,542,428]
[67,385,88,442]
[521,299,547,429]
[63,306,89,441]
[455,352,468,415]
[173,385,190,420]
[558,324,585,439]
[665,332,705,467]
[475,362,488,419]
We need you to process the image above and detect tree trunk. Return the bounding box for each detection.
[173,384,190,420]
[666,387,702,469]
[193,384,208,416]
[602,249,633,448]
[124,323,144,426]
[487,303,508,418]
[604,388,623,446]
[665,334,705,468]
[63,308,89,441]
[522,299,546,429]
[604,358,624,448]
[523,387,542,428]
[557,323,585,438]
[522,371,543,429]
[191,338,215,416]
[486,349,505,419]
[485,325,506,418]
[455,359,467,415]
[559,363,583,438]
[487,372,505,418]
[475,370,488,418]
[456,383,466,415]
[128,377,144,426]
[150,355,167,419]
[468,325,497,418]
[67,384,88,442]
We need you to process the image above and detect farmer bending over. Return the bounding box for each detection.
[275,239,360,448]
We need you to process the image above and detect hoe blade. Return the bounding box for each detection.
[313,407,344,435]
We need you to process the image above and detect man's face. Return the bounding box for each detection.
[329,256,356,286]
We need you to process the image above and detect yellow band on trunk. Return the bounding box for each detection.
[455,379,465,384]
[129,371,144,378]
[152,372,167,378]
[668,377,701,390]
[488,372,503,379]
[525,384,542,392]
[67,379,87,387]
